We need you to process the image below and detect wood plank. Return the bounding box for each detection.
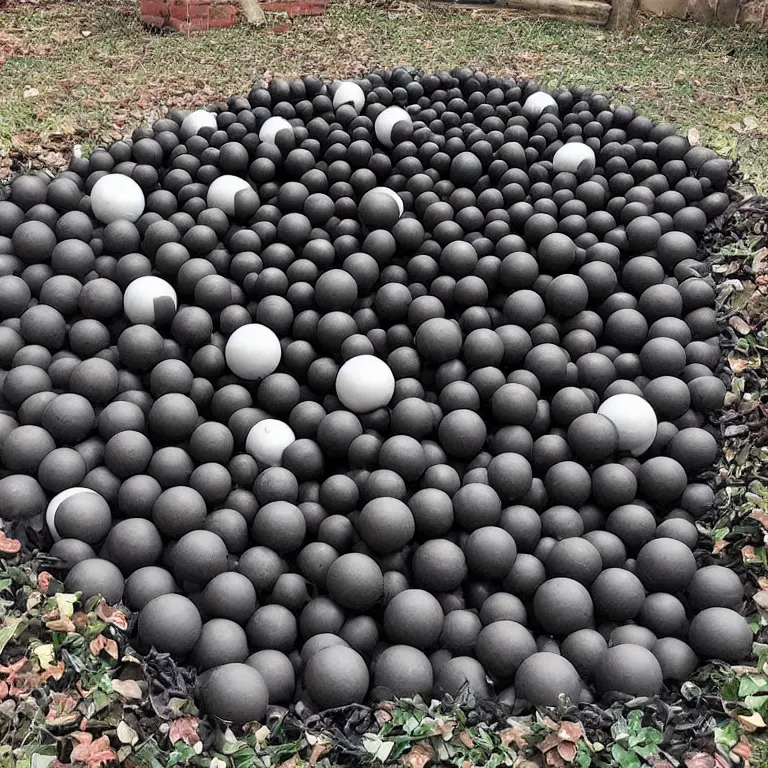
[432,0,611,23]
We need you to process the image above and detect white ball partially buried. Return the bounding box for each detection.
[123,276,177,325]
[225,323,281,380]
[46,486,100,542]
[336,355,396,414]
[522,91,558,121]
[207,175,253,217]
[91,174,145,224]
[375,106,412,148]
[246,419,295,467]
[333,81,365,113]
[553,142,597,176]
[259,116,293,144]
[597,393,658,457]
[180,109,218,140]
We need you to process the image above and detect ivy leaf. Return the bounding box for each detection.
[111,678,142,700]
[0,618,23,655]
[611,744,642,768]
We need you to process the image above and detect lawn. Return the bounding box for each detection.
[1,3,768,767]
[0,0,767,191]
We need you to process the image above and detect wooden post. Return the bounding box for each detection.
[608,0,637,28]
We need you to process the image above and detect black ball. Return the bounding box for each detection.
[595,644,663,696]
[515,652,581,706]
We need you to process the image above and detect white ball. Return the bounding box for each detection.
[333,81,365,113]
[225,323,281,380]
[246,419,295,466]
[46,487,100,542]
[553,142,597,176]
[597,394,658,457]
[370,186,404,218]
[207,175,253,217]
[180,109,218,140]
[375,106,412,148]
[90,174,145,224]
[123,276,177,325]
[522,91,558,121]
[259,116,293,144]
[336,355,396,414]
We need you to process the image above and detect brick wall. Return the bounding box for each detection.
[639,0,768,24]
[140,0,240,33]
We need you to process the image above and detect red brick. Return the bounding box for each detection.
[140,0,170,13]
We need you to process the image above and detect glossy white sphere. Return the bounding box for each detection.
[375,106,412,148]
[553,142,597,176]
[246,419,295,467]
[207,175,253,217]
[597,394,658,456]
[259,116,293,144]
[336,355,396,413]
[522,91,558,121]
[90,174,145,224]
[180,109,218,140]
[123,276,177,325]
[225,323,281,380]
[47,487,100,542]
[333,81,365,113]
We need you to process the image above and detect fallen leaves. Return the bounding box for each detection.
[69,732,117,768]
[168,714,201,747]
[110,678,142,700]
[0,531,21,555]
[88,635,119,660]
[95,602,128,631]
[402,742,433,768]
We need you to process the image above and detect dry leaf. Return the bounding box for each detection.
[684,752,715,768]
[751,511,768,530]
[499,725,530,749]
[95,602,128,630]
[537,733,561,753]
[278,757,299,768]
[37,571,53,594]
[732,738,751,761]
[169,714,201,747]
[687,128,701,145]
[46,618,76,633]
[458,731,474,748]
[41,661,66,683]
[117,720,139,746]
[402,742,433,768]
[309,742,331,765]
[70,732,117,768]
[0,531,21,555]
[557,721,584,742]
[89,635,118,660]
[743,116,758,132]
[111,678,142,700]
[712,539,729,555]
[729,316,752,335]
[557,741,577,762]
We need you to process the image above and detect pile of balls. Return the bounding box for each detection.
[0,68,752,725]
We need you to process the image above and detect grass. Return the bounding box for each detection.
[0,0,767,189]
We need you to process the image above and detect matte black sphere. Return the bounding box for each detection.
[688,607,752,663]
[687,565,743,611]
[635,537,696,593]
[515,652,581,706]
[384,589,443,649]
[65,557,124,604]
[373,645,434,699]
[533,577,594,635]
[304,645,370,708]
[138,593,202,655]
[202,663,268,724]
[326,553,383,610]
[475,620,537,680]
[595,644,663,696]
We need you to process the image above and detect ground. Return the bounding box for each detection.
[0,0,767,191]
[1,3,768,767]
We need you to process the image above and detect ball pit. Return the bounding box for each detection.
[0,67,746,723]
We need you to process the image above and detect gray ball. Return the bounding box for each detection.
[688,607,752,663]
[202,663,268,724]
[595,644,663,696]
[304,645,370,708]
[373,645,433,699]
[515,652,581,706]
